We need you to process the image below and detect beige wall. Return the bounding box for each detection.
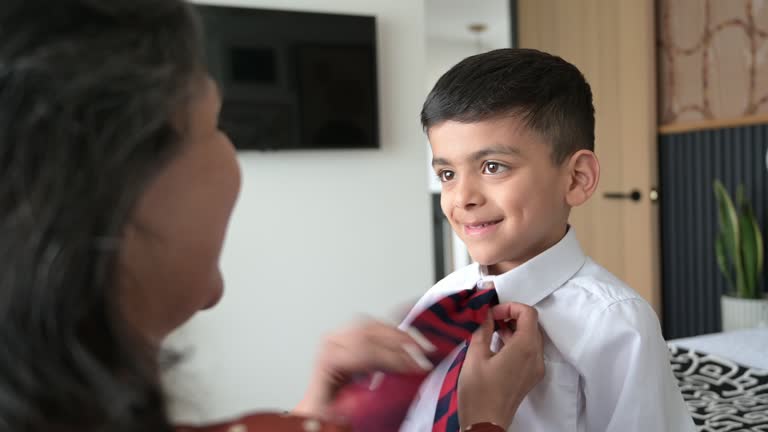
[659,0,768,126]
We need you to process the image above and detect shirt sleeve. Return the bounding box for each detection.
[574,298,696,432]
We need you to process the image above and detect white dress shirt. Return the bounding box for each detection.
[399,228,695,432]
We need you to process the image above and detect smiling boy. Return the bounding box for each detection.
[399,49,694,432]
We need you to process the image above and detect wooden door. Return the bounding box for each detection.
[518,0,661,313]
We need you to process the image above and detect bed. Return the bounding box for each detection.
[669,328,768,431]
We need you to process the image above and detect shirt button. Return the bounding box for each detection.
[228,424,247,432]
[303,419,322,432]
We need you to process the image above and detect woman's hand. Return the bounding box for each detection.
[458,303,545,430]
[294,320,435,418]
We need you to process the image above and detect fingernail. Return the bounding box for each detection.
[403,343,434,371]
[369,372,384,391]
[406,327,437,352]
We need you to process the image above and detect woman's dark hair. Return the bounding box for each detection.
[0,0,205,430]
[421,48,595,164]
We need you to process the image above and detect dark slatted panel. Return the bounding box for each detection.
[660,124,768,339]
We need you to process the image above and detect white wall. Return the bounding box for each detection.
[426,38,478,91]
[425,0,510,50]
[164,0,432,423]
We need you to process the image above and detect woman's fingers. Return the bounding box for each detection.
[297,319,437,417]
[458,302,545,430]
[323,320,435,375]
[367,323,435,372]
[492,303,542,347]
[466,311,495,360]
[491,302,538,330]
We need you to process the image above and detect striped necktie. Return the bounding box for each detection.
[431,284,498,432]
[330,283,499,432]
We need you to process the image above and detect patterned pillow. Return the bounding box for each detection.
[669,344,768,431]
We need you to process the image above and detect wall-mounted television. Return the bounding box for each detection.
[196,5,379,151]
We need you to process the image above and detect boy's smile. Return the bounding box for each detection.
[463,219,504,237]
[430,116,575,275]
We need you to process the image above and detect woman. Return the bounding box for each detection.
[0,0,544,431]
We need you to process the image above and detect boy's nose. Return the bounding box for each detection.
[452,177,484,209]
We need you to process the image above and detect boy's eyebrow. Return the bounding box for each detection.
[431,145,522,167]
[469,145,522,161]
[431,157,450,167]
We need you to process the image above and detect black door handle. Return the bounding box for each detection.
[603,189,642,202]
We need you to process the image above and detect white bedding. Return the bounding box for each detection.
[670,327,768,369]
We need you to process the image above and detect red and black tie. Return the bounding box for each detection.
[330,284,499,432]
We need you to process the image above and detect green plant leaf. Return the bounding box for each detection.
[744,201,764,298]
[715,233,735,293]
[753,208,764,277]
[714,180,743,295]
[740,204,758,298]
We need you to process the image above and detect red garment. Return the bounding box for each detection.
[174,413,505,432]
[176,412,350,432]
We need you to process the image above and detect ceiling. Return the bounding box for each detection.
[425,0,511,49]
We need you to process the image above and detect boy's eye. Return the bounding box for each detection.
[438,170,455,182]
[482,161,508,175]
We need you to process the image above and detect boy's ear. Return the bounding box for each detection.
[564,150,600,207]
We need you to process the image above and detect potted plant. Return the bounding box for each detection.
[713,180,768,331]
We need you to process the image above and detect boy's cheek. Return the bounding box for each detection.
[440,200,453,220]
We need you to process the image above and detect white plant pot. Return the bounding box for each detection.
[721,295,768,331]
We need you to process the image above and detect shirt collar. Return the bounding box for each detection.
[477,227,586,306]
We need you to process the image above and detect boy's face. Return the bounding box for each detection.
[430,116,577,275]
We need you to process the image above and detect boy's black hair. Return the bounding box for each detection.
[421,48,595,163]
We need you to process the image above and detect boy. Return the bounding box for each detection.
[399,49,695,432]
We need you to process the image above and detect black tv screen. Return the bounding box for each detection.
[196,5,379,151]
